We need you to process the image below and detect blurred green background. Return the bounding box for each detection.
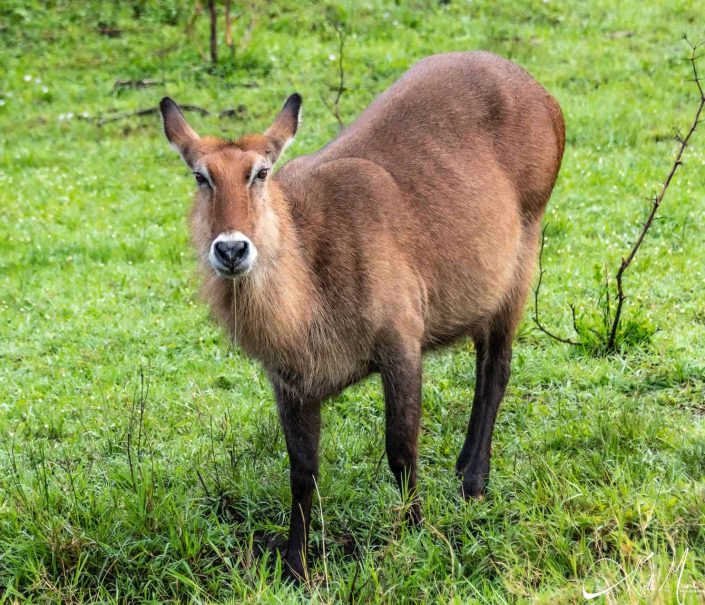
[1,1,704,602]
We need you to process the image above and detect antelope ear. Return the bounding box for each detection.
[159,97,200,166]
[264,93,302,163]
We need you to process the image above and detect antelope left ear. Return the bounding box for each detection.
[264,93,302,163]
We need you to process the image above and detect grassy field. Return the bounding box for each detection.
[1,1,704,602]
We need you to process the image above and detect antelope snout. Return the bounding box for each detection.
[209,232,257,277]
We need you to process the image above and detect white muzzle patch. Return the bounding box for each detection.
[208,231,258,278]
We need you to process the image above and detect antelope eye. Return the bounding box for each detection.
[193,172,208,186]
[255,168,268,181]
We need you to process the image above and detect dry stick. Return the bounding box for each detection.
[238,10,256,54]
[532,224,583,345]
[347,563,361,605]
[183,1,206,61]
[90,104,244,126]
[96,107,162,126]
[322,18,346,130]
[223,0,243,62]
[224,0,233,52]
[533,39,705,350]
[136,363,149,463]
[606,37,705,350]
[126,382,138,492]
[153,2,202,61]
[113,78,163,91]
[195,468,212,500]
[208,0,218,64]
[185,2,203,37]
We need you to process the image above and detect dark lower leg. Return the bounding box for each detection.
[457,325,512,499]
[275,385,321,581]
[380,342,423,525]
[455,337,486,474]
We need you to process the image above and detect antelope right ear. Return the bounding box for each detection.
[264,93,302,163]
[159,97,200,166]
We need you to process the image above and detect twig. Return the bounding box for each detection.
[84,104,246,126]
[224,0,233,54]
[223,1,244,62]
[195,469,212,498]
[239,10,256,54]
[321,17,347,130]
[136,364,149,462]
[533,39,705,351]
[113,78,163,92]
[569,303,580,336]
[532,224,583,345]
[208,0,218,64]
[606,36,705,351]
[97,23,121,38]
[99,107,162,125]
[183,2,206,61]
[185,2,203,37]
[347,562,361,605]
[126,382,137,492]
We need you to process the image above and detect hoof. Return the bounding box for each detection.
[460,472,487,501]
[406,500,424,527]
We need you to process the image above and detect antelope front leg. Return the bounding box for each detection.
[274,384,321,583]
[378,339,423,526]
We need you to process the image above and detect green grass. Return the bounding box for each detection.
[1,1,704,602]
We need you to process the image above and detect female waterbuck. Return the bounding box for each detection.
[160,51,564,581]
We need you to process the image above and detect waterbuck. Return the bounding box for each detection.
[159,51,564,581]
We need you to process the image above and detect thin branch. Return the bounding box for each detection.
[136,364,149,462]
[185,2,203,38]
[534,39,705,352]
[322,17,346,130]
[223,1,245,63]
[347,562,361,605]
[126,380,137,492]
[153,2,204,60]
[208,0,218,64]
[569,303,580,336]
[113,78,163,92]
[224,0,233,53]
[195,469,212,498]
[183,2,207,61]
[606,36,705,350]
[238,9,257,54]
[97,23,121,38]
[83,104,246,126]
[532,224,583,346]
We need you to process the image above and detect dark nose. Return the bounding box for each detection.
[214,240,248,269]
